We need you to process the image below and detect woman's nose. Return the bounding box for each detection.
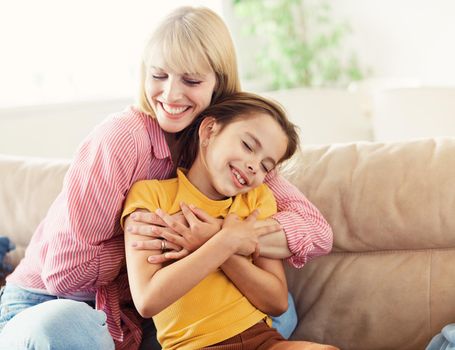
[162,77,183,102]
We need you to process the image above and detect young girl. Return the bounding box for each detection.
[122,92,339,350]
[0,6,331,350]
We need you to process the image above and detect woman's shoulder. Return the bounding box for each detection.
[101,105,153,135]
[84,105,163,150]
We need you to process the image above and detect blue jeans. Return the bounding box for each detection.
[271,292,298,339]
[426,324,455,350]
[0,284,115,350]
[0,284,296,349]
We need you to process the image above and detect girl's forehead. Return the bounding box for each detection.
[222,113,274,131]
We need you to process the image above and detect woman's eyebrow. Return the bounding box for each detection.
[183,72,205,79]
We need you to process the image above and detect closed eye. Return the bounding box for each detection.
[183,78,202,86]
[152,74,167,80]
[261,163,271,173]
[242,141,253,152]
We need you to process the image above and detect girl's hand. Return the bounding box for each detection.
[221,210,262,256]
[154,202,222,256]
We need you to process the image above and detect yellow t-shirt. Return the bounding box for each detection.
[122,169,277,350]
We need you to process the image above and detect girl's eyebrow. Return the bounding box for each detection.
[245,132,278,166]
[246,131,262,148]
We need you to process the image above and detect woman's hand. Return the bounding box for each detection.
[154,203,222,255]
[124,212,183,262]
[126,204,222,263]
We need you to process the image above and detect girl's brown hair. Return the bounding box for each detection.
[176,92,299,170]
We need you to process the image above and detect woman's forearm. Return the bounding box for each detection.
[265,172,333,268]
[257,218,292,259]
[220,255,288,316]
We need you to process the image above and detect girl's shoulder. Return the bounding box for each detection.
[232,184,277,219]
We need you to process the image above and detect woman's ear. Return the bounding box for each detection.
[198,116,219,145]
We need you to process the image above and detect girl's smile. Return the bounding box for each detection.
[230,165,249,188]
[187,113,288,200]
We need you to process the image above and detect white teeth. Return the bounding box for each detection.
[162,103,188,115]
[232,168,246,185]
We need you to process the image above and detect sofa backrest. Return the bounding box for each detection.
[284,137,455,350]
[0,155,70,268]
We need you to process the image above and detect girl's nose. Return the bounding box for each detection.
[247,162,257,174]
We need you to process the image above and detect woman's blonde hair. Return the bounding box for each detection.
[138,6,241,116]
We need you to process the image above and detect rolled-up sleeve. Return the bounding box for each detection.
[265,172,333,268]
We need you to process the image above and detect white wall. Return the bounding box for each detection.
[3,1,455,159]
[0,99,132,158]
[330,0,455,86]
[264,88,372,145]
[0,90,372,158]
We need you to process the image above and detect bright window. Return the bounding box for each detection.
[0,0,223,107]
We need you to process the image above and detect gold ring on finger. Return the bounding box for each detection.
[161,239,166,253]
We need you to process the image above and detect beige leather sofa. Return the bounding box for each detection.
[1,138,455,350]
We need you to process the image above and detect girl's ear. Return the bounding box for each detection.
[198,116,219,144]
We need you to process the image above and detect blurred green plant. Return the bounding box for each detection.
[233,0,368,90]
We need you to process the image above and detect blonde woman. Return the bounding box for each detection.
[0,6,332,350]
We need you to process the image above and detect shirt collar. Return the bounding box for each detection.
[176,168,233,212]
[146,116,172,160]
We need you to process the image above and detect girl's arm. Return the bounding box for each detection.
[221,254,288,316]
[127,203,280,263]
[264,171,333,268]
[128,172,333,268]
[124,212,260,318]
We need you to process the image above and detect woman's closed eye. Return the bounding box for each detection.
[152,74,167,80]
[183,78,202,86]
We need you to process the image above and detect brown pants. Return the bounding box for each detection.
[203,322,339,350]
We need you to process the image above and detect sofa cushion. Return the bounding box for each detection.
[0,155,70,268]
[283,138,455,350]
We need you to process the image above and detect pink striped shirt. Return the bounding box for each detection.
[7,106,332,349]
